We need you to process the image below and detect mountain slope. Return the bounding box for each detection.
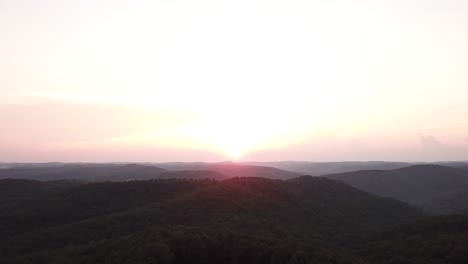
[324,165,468,209]
[0,177,424,263]
[423,189,468,214]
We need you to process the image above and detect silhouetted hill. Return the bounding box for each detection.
[157,161,302,179]
[324,165,468,210]
[0,177,424,263]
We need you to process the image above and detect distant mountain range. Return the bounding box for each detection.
[2,161,468,214]
[245,161,468,175]
[0,162,301,181]
[3,160,468,175]
[245,161,415,175]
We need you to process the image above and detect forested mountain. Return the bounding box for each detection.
[324,165,468,213]
[0,176,424,264]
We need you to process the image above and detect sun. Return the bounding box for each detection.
[213,131,252,160]
[188,104,310,160]
[225,147,244,160]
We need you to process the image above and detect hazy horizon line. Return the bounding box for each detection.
[1,160,468,164]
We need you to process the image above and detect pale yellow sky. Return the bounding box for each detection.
[1,0,468,162]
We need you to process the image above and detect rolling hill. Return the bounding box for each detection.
[0,176,424,263]
[324,165,468,212]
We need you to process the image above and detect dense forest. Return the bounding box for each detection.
[0,164,468,263]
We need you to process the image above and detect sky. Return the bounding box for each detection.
[1,0,468,162]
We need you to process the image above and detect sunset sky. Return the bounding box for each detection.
[1,0,468,162]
